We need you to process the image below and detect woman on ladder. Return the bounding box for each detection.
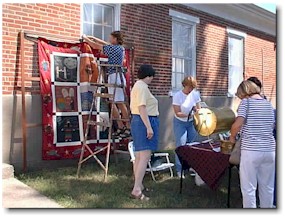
[82,31,131,138]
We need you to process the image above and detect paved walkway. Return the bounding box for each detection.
[2,178,62,208]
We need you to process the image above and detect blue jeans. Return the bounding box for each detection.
[173,117,197,172]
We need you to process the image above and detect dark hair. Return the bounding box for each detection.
[247,77,262,89]
[110,31,124,45]
[137,65,155,79]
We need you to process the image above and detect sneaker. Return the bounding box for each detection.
[177,172,185,179]
[112,129,123,138]
[120,127,131,138]
[189,168,196,177]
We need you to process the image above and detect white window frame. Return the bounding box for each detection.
[227,27,247,97]
[80,3,121,39]
[169,9,199,96]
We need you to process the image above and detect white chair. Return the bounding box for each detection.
[128,141,174,182]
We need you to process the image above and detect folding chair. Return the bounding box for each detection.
[128,141,174,182]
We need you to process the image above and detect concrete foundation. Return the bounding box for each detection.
[2,94,276,171]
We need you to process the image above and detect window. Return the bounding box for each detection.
[227,28,246,97]
[82,4,120,41]
[170,10,199,92]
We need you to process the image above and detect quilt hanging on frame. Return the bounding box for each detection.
[38,38,131,160]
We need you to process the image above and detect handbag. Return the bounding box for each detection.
[229,99,249,165]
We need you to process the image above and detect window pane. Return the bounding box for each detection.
[93,4,103,24]
[83,23,92,35]
[83,4,93,23]
[184,60,192,75]
[229,36,243,67]
[93,25,103,39]
[176,73,183,89]
[176,58,182,73]
[104,26,113,41]
[172,58,176,72]
[104,6,113,26]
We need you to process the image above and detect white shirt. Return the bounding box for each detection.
[172,89,201,122]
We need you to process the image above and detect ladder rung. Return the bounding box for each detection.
[94,93,114,98]
[26,123,41,128]
[114,150,129,155]
[108,101,129,104]
[112,118,130,122]
[87,120,110,127]
[91,83,124,88]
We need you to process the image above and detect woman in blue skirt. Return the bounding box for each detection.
[130,64,159,201]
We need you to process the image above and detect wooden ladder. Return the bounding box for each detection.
[76,61,131,181]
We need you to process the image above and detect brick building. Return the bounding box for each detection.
[2,3,276,169]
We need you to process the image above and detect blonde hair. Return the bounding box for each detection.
[236,80,261,99]
[182,76,197,89]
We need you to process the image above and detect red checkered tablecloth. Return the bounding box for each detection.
[175,142,230,190]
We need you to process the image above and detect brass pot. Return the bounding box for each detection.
[193,107,236,136]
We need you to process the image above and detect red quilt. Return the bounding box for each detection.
[38,38,130,160]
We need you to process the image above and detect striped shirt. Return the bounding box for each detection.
[238,98,275,152]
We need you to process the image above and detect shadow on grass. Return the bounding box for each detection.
[17,156,242,208]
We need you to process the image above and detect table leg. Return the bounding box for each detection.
[227,165,232,208]
[180,167,183,194]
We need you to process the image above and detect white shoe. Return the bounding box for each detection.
[177,172,185,179]
[189,168,196,177]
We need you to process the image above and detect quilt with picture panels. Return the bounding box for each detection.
[38,38,131,160]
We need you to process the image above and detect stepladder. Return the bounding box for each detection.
[76,60,131,181]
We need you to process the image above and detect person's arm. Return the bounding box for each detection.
[84,35,108,45]
[229,117,245,143]
[82,34,104,50]
[229,99,247,143]
[138,105,153,139]
[173,105,188,118]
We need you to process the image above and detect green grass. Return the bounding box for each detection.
[17,154,242,208]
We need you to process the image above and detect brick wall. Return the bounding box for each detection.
[120,4,276,97]
[2,3,276,98]
[2,3,81,95]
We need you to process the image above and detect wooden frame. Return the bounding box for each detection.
[18,30,135,171]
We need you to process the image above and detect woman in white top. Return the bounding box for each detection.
[172,76,201,178]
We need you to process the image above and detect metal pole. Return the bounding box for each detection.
[20,30,27,172]
[227,165,232,208]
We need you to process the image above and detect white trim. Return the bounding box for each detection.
[170,10,198,91]
[114,4,121,30]
[185,4,275,36]
[169,9,200,24]
[227,28,247,38]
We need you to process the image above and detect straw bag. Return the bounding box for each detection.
[229,99,249,165]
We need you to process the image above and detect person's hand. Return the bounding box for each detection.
[146,127,154,139]
[82,34,87,40]
[229,136,236,144]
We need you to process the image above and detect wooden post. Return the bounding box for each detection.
[20,30,27,172]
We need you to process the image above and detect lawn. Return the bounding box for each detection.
[17,153,242,208]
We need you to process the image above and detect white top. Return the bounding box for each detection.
[238,98,275,152]
[172,89,201,122]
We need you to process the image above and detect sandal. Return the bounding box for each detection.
[142,187,153,193]
[130,193,150,201]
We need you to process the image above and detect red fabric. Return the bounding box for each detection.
[124,49,131,96]
[38,38,131,160]
[175,142,230,190]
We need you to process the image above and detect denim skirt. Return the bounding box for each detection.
[131,115,159,152]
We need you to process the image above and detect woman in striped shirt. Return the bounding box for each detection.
[229,80,275,208]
